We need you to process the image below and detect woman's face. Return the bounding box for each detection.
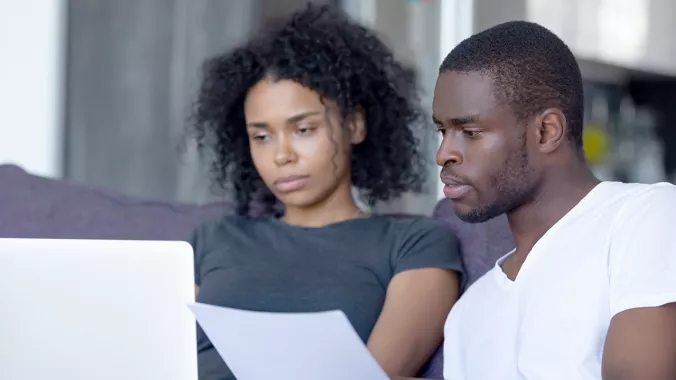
[243,78,366,209]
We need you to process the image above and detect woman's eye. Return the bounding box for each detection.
[253,134,269,141]
[297,127,313,136]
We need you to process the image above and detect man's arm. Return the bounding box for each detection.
[603,303,676,380]
[602,184,676,379]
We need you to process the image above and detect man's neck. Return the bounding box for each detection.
[507,165,599,259]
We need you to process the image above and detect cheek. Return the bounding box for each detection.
[295,135,328,159]
[249,144,275,183]
[302,132,351,176]
[487,148,532,196]
[465,144,513,192]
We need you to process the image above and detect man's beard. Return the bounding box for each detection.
[457,142,535,223]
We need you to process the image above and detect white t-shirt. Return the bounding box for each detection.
[443,181,676,380]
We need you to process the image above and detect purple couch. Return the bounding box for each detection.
[0,164,513,379]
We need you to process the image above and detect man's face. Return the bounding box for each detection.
[432,71,538,223]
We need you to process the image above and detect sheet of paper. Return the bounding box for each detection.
[188,303,390,380]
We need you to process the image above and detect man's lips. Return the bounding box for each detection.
[440,175,472,200]
[443,184,472,199]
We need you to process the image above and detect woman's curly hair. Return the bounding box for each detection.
[191,4,427,215]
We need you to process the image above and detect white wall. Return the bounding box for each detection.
[343,0,446,215]
[438,0,474,201]
[342,0,475,211]
[0,0,66,178]
[474,0,676,77]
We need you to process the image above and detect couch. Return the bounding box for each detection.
[0,164,513,379]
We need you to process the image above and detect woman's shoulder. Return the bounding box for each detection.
[378,214,455,239]
[365,215,459,258]
[327,214,455,246]
[189,214,272,247]
[192,213,244,233]
[381,214,464,283]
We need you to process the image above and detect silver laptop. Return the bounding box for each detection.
[0,238,198,380]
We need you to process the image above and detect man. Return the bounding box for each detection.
[434,21,676,380]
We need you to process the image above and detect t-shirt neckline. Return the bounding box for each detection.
[493,181,608,287]
[268,214,378,231]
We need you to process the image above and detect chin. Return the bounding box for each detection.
[452,201,474,219]
[455,203,500,224]
[276,191,322,209]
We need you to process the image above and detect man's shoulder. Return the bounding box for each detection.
[598,181,675,201]
[600,181,676,217]
[584,181,675,215]
[610,181,676,231]
[577,182,676,251]
[621,181,676,203]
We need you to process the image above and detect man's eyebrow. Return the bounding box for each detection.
[432,114,481,126]
[450,114,481,126]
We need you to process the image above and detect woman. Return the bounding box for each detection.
[189,4,463,379]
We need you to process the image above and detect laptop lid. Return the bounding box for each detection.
[0,238,197,380]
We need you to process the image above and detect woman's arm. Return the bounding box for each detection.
[367,267,460,377]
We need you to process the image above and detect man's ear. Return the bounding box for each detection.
[347,108,367,145]
[536,108,566,154]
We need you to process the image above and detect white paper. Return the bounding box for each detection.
[188,303,390,380]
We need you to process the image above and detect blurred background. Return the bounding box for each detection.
[2,0,676,216]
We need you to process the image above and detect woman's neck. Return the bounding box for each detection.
[281,184,366,228]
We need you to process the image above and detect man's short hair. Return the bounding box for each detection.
[440,21,584,149]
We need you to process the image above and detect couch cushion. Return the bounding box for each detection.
[416,198,514,380]
[433,198,514,286]
[0,165,231,241]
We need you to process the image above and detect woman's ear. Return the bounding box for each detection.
[347,108,367,145]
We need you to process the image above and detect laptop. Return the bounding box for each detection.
[0,238,198,380]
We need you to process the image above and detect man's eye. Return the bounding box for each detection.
[464,130,482,139]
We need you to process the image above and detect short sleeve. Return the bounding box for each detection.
[609,183,676,316]
[392,217,465,288]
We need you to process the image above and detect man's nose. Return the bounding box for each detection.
[435,135,463,167]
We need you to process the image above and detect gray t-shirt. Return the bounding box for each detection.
[190,214,464,380]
